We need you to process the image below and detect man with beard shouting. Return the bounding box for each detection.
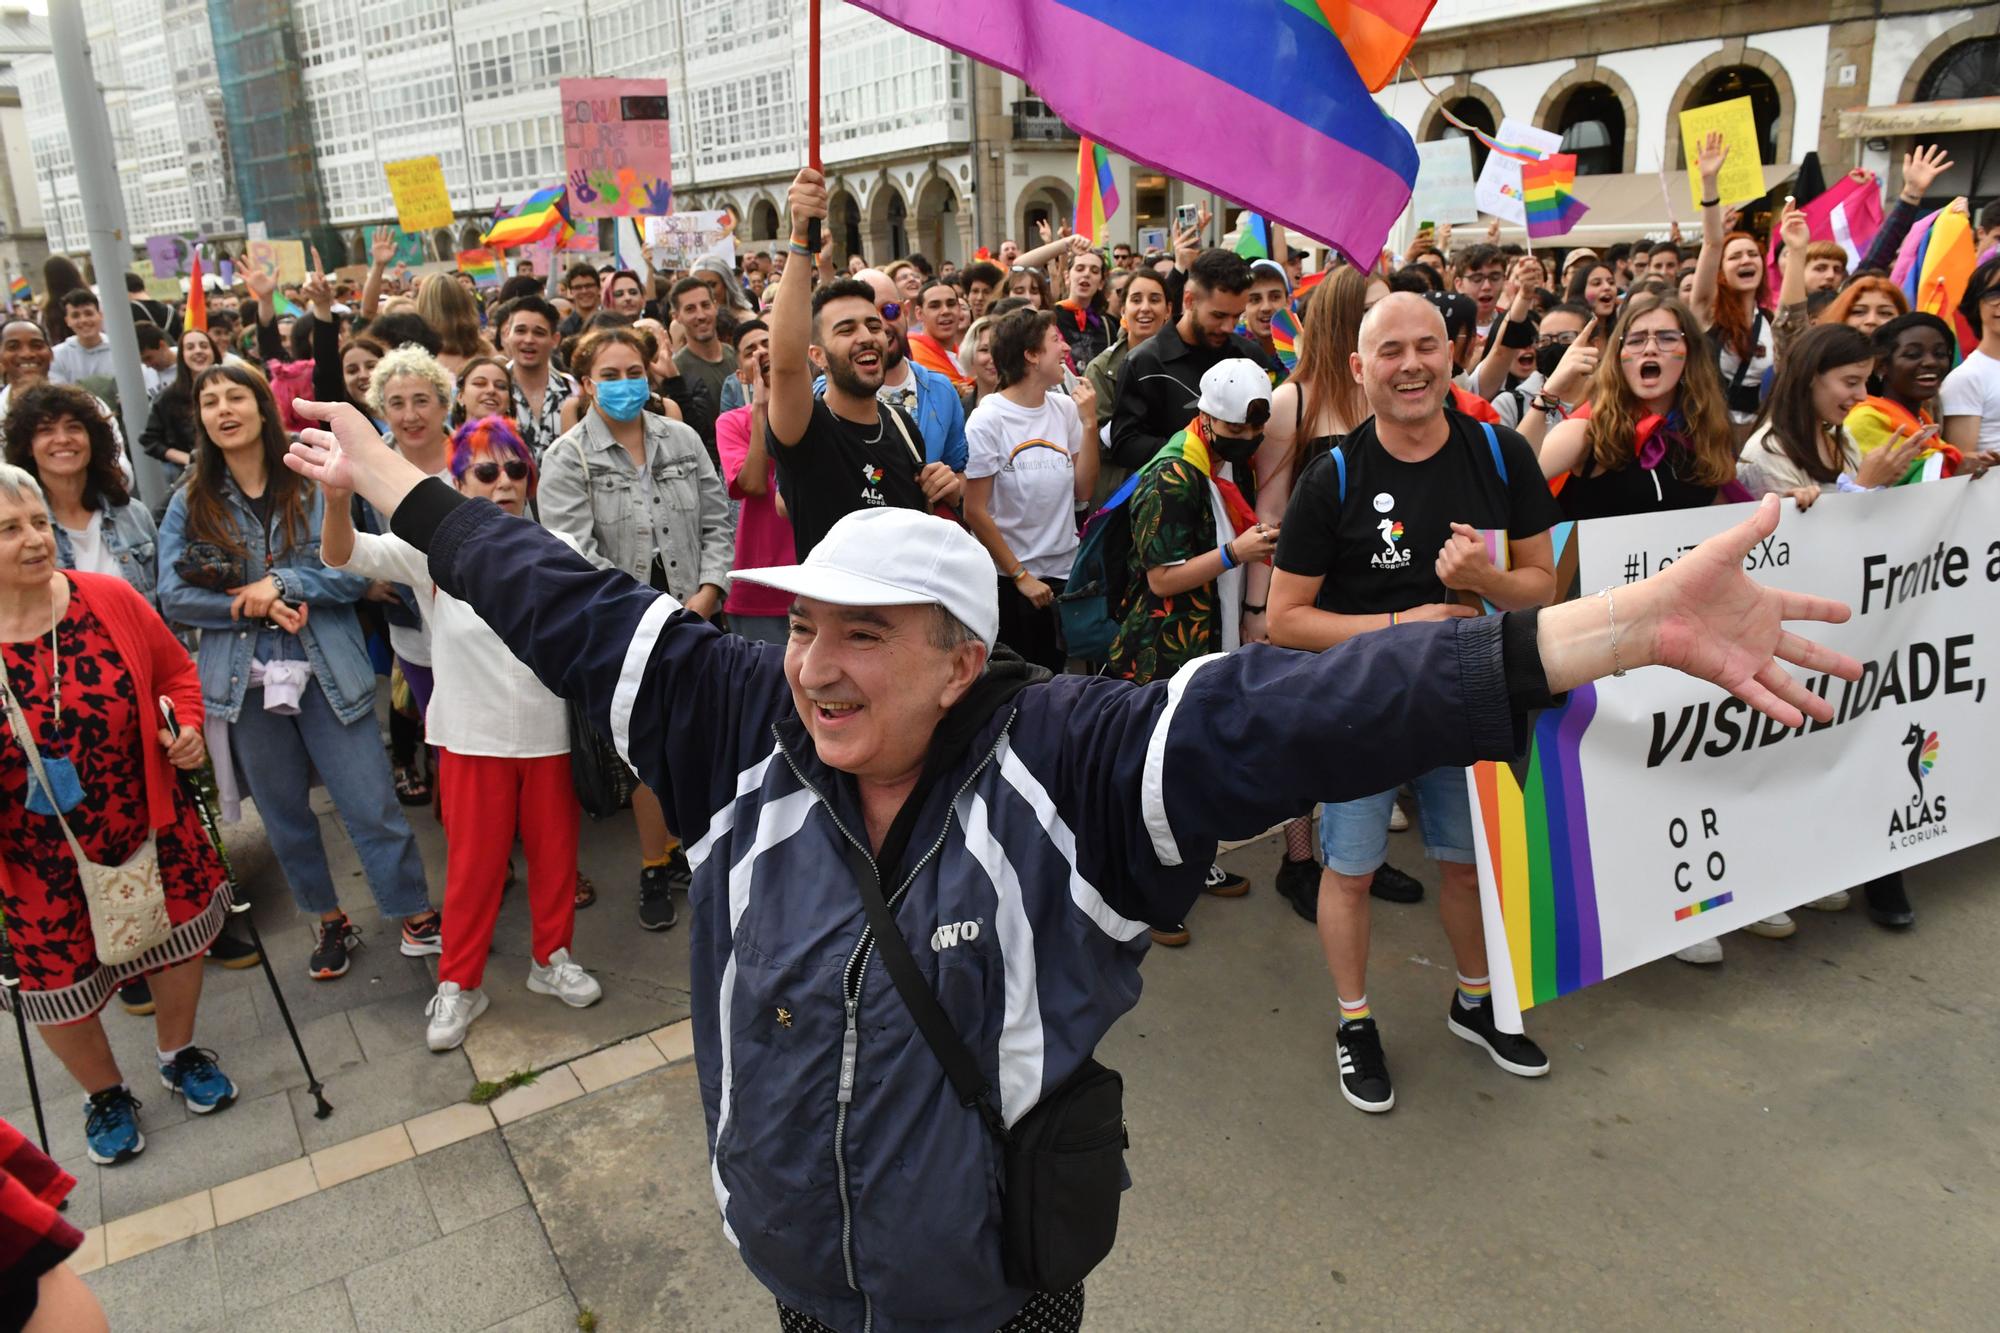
[769,169,963,559]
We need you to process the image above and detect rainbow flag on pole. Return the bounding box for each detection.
[1520,152,1589,239]
[483,186,568,249]
[1894,201,1977,354]
[1074,138,1119,242]
[850,0,1422,264]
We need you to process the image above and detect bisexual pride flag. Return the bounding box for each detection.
[1520,152,1588,239]
[851,0,1424,264]
[1075,138,1119,242]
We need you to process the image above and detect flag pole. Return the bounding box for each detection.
[806,0,823,258]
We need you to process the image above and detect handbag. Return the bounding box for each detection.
[1,675,170,967]
[563,433,638,818]
[838,835,1127,1293]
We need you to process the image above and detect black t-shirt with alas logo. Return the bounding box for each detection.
[1273,411,1558,615]
[771,395,930,560]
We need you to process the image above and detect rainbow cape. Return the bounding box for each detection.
[483,186,568,249]
[1075,138,1119,242]
[1521,153,1589,239]
[1893,201,1977,354]
[850,0,1421,264]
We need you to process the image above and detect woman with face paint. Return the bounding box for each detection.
[1843,312,1999,484]
[538,328,734,934]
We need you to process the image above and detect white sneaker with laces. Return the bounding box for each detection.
[1388,803,1410,832]
[425,982,488,1052]
[1805,890,1850,911]
[1675,938,1724,965]
[1742,912,1797,939]
[527,949,603,1008]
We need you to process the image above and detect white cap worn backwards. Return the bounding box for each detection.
[733,507,1001,649]
[1198,358,1274,425]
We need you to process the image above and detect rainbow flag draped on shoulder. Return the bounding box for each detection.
[850,0,1424,264]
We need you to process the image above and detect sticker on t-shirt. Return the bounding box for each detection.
[1373,492,1394,513]
[1372,518,1412,569]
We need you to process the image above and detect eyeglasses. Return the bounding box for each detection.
[877,301,902,321]
[1535,332,1578,349]
[1620,330,1687,352]
[467,459,530,484]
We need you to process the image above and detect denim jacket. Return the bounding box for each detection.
[53,500,159,605]
[536,409,734,600]
[156,478,377,725]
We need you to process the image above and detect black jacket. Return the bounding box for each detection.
[1107,320,1267,471]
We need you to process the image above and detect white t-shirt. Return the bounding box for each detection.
[964,391,1085,580]
[1939,348,2000,454]
[60,511,121,577]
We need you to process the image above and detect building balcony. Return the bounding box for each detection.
[1011,99,1076,143]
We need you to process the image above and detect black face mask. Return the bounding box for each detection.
[1210,431,1263,464]
[1536,341,1570,378]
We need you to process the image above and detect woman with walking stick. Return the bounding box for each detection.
[0,463,239,1166]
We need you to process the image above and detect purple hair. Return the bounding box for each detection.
[448,415,537,497]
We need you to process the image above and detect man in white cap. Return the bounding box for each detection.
[284,391,1857,1333]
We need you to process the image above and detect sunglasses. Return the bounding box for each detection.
[467,459,530,484]
[877,301,902,321]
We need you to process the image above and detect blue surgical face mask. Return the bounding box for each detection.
[594,377,649,422]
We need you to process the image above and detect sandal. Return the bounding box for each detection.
[574,874,598,910]
[393,765,432,806]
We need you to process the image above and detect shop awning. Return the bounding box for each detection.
[1838,98,2000,138]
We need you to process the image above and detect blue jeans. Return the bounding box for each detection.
[231,682,432,919]
[1319,766,1475,877]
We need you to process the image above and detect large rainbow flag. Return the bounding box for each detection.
[850,0,1422,263]
[1520,153,1589,239]
[1893,200,1977,354]
[1075,138,1119,243]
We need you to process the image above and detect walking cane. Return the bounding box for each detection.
[161,699,332,1119]
[0,917,54,1161]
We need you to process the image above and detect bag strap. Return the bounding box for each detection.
[1722,312,1764,399]
[0,672,96,874]
[836,834,1010,1146]
[882,401,924,467]
[1332,443,1347,506]
[1480,420,1509,485]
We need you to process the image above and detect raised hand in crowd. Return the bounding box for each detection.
[1897,142,1954,205]
[1436,221,1453,255]
[1542,315,1599,402]
[371,226,397,269]
[302,248,335,321]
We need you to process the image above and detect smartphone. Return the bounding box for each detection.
[158,695,180,741]
[1174,203,1199,231]
[1907,424,1942,449]
[1417,219,1434,233]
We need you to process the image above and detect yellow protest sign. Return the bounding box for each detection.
[385,156,454,232]
[1680,96,1766,210]
[270,240,307,284]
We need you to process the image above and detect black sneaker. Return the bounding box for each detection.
[638,864,679,931]
[309,915,361,980]
[1274,857,1320,923]
[1446,994,1550,1077]
[1202,864,1249,897]
[665,845,693,893]
[1864,873,1914,928]
[117,977,155,1015]
[1370,862,1424,904]
[205,931,262,969]
[1335,1019,1394,1113]
[400,911,443,958]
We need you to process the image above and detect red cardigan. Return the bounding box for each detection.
[61,572,205,832]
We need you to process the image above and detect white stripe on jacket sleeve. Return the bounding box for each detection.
[960,788,1043,1128]
[998,744,1148,944]
[1139,653,1227,868]
[610,593,680,769]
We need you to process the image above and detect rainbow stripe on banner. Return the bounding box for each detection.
[1075,138,1119,243]
[1674,892,1734,922]
[1521,153,1589,239]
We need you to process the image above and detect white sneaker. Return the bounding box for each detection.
[1388,803,1410,832]
[1742,912,1797,939]
[1805,890,1850,911]
[526,949,603,1009]
[1675,938,1724,965]
[425,982,488,1052]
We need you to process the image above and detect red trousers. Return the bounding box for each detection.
[436,750,579,990]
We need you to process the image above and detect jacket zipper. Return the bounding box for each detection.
[775,722,1012,1333]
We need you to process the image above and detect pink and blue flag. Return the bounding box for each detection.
[850,0,1421,264]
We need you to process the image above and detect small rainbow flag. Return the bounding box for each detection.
[456,247,501,287]
[186,251,206,333]
[1894,201,1976,354]
[1269,305,1298,370]
[483,185,567,250]
[7,275,29,303]
[1521,153,1589,240]
[1075,138,1119,243]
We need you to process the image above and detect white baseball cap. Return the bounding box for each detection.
[1197,359,1273,425]
[732,507,1000,648]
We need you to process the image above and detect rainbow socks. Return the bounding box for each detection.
[1338,995,1371,1027]
[1457,974,1491,1009]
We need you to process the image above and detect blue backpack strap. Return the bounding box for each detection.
[1480,420,1508,485]
[1332,444,1347,506]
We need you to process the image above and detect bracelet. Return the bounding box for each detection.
[1699,196,1720,209]
[1008,565,1029,582]
[1218,541,1236,571]
[1598,586,1626,677]
[788,239,815,256]
[1390,611,1399,627]
[1243,602,1266,615]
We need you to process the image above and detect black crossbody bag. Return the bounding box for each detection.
[838,827,1127,1293]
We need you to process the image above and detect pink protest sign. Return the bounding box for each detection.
[560,78,673,219]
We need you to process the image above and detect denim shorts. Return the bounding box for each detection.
[1319,766,1475,876]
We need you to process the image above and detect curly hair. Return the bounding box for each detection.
[1583,294,1736,487]
[368,343,453,416]
[1,382,129,509]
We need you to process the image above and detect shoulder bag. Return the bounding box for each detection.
[561,434,639,819]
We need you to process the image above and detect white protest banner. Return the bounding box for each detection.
[1469,481,2000,1034]
[1412,138,1479,227]
[1473,120,1563,226]
[643,211,732,269]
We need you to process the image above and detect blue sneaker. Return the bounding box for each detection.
[84,1086,146,1165]
[160,1046,237,1114]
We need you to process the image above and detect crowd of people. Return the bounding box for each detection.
[0,123,1993,1331]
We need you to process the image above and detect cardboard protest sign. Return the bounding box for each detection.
[1412,138,1480,227]
[247,239,308,285]
[146,236,186,278]
[368,225,431,269]
[1679,96,1766,210]
[643,211,732,269]
[561,78,673,219]
[1473,119,1562,226]
[385,156,455,231]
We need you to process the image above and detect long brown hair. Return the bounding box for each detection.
[1748,323,1873,485]
[1708,231,1771,361]
[1583,295,1736,486]
[182,364,311,557]
[414,272,488,358]
[1288,267,1372,479]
